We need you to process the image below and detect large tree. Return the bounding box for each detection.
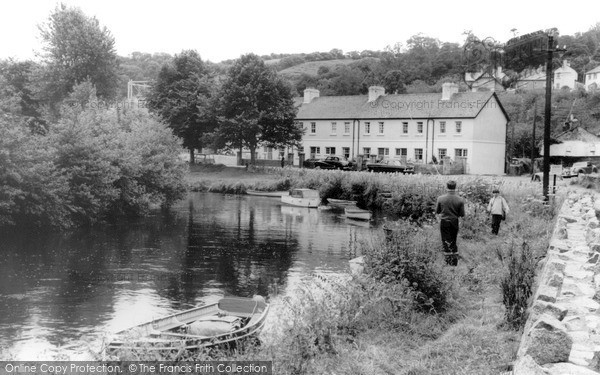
[36,4,119,107]
[217,54,302,165]
[145,50,215,162]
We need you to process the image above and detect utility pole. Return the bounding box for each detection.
[531,102,537,180]
[542,34,566,201]
[542,34,553,201]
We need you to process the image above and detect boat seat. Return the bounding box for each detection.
[157,317,186,332]
[218,297,265,318]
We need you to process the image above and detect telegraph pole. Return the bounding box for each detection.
[542,35,553,201]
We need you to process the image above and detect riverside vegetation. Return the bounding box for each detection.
[115,165,563,374]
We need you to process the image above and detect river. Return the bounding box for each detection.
[0,192,380,359]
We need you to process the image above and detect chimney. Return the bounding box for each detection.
[368,86,385,102]
[563,60,570,68]
[496,66,503,77]
[441,82,459,101]
[303,88,320,104]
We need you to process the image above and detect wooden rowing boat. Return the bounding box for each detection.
[106,296,269,354]
[344,207,372,221]
[327,198,357,207]
[246,190,288,197]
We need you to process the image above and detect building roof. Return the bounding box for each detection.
[295,91,509,121]
[518,72,546,81]
[553,126,600,143]
[586,65,600,75]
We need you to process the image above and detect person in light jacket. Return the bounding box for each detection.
[487,188,509,235]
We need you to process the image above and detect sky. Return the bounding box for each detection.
[1,0,599,63]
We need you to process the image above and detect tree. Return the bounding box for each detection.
[146,50,216,162]
[217,54,302,165]
[36,4,119,107]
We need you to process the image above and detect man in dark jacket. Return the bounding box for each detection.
[435,180,465,266]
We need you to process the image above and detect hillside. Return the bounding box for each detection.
[279,59,361,79]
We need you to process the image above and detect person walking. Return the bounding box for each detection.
[436,180,465,266]
[487,188,509,235]
[281,156,285,168]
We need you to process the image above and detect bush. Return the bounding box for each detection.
[0,86,187,229]
[365,222,453,313]
[498,241,536,329]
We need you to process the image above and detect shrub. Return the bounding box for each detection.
[365,222,453,313]
[498,241,536,329]
[0,87,187,229]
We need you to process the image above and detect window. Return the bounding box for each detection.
[344,122,351,134]
[364,122,371,134]
[455,121,462,133]
[343,147,350,159]
[377,148,389,158]
[331,122,337,134]
[415,148,423,162]
[402,122,408,134]
[455,148,468,157]
[310,146,320,158]
[438,148,447,160]
[325,147,336,155]
[378,122,385,134]
[363,147,371,157]
[310,122,316,134]
[439,121,446,133]
[395,148,407,157]
[417,122,423,133]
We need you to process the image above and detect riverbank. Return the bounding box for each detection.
[177,165,568,374]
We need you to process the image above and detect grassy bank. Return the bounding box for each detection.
[162,165,567,374]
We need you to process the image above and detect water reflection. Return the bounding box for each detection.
[0,192,377,359]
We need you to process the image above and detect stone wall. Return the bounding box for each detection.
[514,191,600,374]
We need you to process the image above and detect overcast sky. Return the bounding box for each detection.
[1,0,599,63]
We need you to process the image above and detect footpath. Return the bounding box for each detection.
[514,191,600,374]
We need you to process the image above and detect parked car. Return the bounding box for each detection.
[313,156,354,170]
[302,158,322,169]
[366,159,415,174]
[564,161,598,177]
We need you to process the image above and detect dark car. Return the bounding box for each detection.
[302,158,322,169]
[366,159,415,174]
[313,156,353,170]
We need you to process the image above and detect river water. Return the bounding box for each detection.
[0,192,379,359]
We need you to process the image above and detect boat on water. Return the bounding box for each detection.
[246,190,288,197]
[106,296,269,354]
[281,189,320,208]
[344,207,372,221]
[327,198,357,207]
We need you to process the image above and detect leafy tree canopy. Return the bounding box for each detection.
[36,3,119,107]
[217,54,301,163]
[146,50,216,157]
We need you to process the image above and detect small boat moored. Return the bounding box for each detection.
[281,189,320,208]
[344,207,372,221]
[106,296,269,355]
[246,190,288,197]
[327,198,357,208]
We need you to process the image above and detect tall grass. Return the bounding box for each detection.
[149,168,564,374]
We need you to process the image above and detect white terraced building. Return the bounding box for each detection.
[294,83,510,175]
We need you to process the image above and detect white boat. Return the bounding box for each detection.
[344,207,372,221]
[246,190,288,197]
[281,189,320,208]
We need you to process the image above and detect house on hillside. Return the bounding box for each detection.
[554,60,578,90]
[295,83,509,175]
[464,67,506,92]
[585,65,600,91]
[540,126,600,160]
[515,67,546,91]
